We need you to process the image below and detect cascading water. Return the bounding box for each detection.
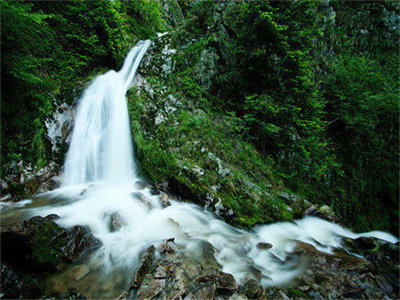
[7,41,397,298]
[62,41,150,186]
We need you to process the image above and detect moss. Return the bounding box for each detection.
[31,222,64,269]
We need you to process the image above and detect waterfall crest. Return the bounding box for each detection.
[62,41,151,186]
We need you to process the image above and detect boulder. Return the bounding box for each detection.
[1,215,101,273]
[256,242,273,251]
[107,212,126,232]
[243,277,262,299]
[216,271,238,295]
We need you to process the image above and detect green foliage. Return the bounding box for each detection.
[32,222,64,268]
[118,0,165,40]
[127,83,290,228]
[1,0,165,170]
[323,52,399,233]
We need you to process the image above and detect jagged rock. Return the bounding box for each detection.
[107,212,125,232]
[216,271,238,295]
[158,238,177,255]
[0,264,42,299]
[1,215,101,273]
[137,278,166,299]
[256,242,273,250]
[129,245,156,290]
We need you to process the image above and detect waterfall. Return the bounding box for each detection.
[62,41,151,186]
[18,41,397,298]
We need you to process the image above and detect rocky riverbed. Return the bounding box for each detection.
[1,210,399,299]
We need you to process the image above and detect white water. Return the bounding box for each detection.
[62,41,151,186]
[19,41,398,294]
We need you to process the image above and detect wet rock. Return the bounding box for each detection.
[0,264,42,299]
[288,240,399,299]
[186,284,216,299]
[304,205,317,216]
[1,215,101,273]
[107,212,125,232]
[129,245,156,290]
[154,264,167,279]
[158,238,177,255]
[80,184,95,196]
[243,277,261,299]
[132,192,153,209]
[136,278,166,299]
[59,225,102,262]
[160,193,171,207]
[256,242,273,250]
[314,204,337,222]
[135,180,152,190]
[37,176,61,194]
[216,271,238,295]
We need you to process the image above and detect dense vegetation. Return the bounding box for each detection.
[2,0,398,234]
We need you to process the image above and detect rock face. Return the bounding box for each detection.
[1,160,61,201]
[1,215,102,273]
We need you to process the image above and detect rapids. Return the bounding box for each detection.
[4,41,398,297]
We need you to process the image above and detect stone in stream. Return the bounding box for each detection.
[216,271,238,295]
[256,242,273,250]
[107,212,126,232]
[131,192,153,209]
[243,277,262,299]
